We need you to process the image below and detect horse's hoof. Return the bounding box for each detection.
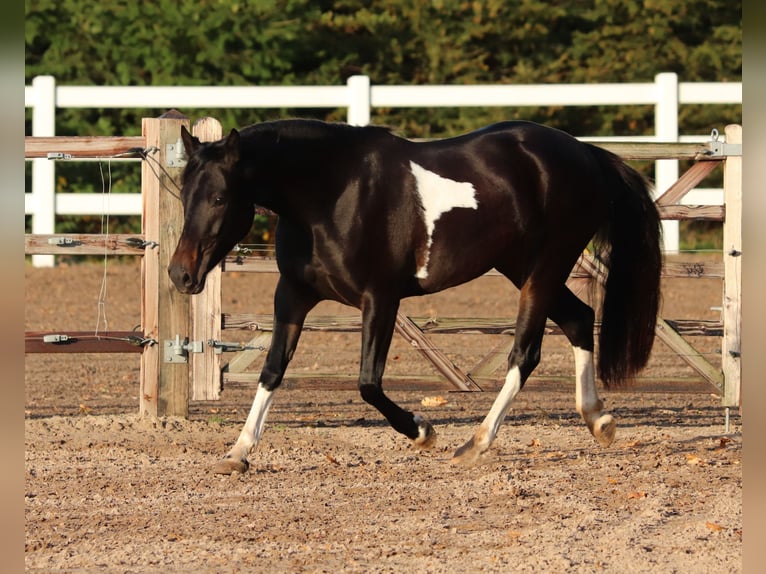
[450,436,485,467]
[592,414,617,447]
[412,417,437,449]
[212,456,249,475]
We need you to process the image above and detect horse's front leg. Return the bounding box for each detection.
[213,277,318,474]
[358,294,436,449]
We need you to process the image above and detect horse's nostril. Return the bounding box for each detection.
[169,263,195,292]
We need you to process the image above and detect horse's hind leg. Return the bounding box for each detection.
[213,277,318,475]
[451,278,549,466]
[358,294,436,448]
[548,287,616,447]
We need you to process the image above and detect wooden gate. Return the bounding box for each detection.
[189,121,742,409]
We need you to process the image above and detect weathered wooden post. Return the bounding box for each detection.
[722,124,742,409]
[140,111,192,417]
[190,117,224,400]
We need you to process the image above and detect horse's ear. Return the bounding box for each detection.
[180,125,199,156]
[224,128,240,163]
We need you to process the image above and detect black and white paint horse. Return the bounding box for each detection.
[169,119,662,474]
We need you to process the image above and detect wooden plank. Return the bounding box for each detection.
[663,319,723,337]
[658,205,724,221]
[721,124,742,407]
[223,332,273,375]
[655,161,720,206]
[140,112,191,418]
[222,372,716,394]
[394,312,482,391]
[25,331,144,353]
[139,124,161,416]
[222,256,280,273]
[25,136,146,158]
[468,338,513,378]
[655,319,723,392]
[189,118,224,401]
[223,372,456,392]
[23,137,717,163]
[590,141,710,160]
[222,313,721,337]
[575,255,724,279]
[662,260,723,279]
[221,255,723,279]
[25,234,147,256]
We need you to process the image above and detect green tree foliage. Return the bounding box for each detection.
[26,0,741,240]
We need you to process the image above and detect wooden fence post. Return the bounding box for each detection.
[190,117,224,400]
[722,124,742,408]
[140,111,191,417]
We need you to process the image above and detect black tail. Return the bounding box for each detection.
[590,147,663,387]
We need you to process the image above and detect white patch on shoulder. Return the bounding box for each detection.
[409,161,478,278]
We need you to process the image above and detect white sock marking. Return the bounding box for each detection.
[409,161,478,278]
[479,366,522,447]
[233,383,275,455]
[573,346,600,418]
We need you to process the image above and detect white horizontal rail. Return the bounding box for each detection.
[23,80,743,110]
[371,83,659,107]
[679,82,742,104]
[55,193,143,216]
[52,85,351,109]
[24,192,143,216]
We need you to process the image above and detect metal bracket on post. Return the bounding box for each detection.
[164,334,203,364]
[165,138,188,167]
[706,128,742,158]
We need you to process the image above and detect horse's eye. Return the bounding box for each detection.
[213,196,225,206]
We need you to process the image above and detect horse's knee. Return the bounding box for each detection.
[563,309,595,350]
[359,382,382,405]
[259,366,286,392]
[509,345,541,381]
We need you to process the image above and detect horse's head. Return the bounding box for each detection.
[168,125,255,294]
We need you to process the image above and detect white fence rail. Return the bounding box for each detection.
[25,72,741,265]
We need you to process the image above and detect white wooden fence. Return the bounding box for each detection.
[25,72,741,266]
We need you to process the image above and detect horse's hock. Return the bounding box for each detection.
[24,115,742,416]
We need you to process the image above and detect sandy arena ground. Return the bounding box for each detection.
[25,259,741,573]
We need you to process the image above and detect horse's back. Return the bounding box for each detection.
[401,121,610,292]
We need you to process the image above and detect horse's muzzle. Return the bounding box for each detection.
[168,262,204,295]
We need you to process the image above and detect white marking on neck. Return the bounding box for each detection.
[409,161,478,278]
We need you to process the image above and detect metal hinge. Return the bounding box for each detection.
[164,334,203,363]
[165,138,188,167]
[705,128,742,158]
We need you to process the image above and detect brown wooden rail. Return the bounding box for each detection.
[25,331,146,353]
[222,256,725,279]
[25,234,149,255]
[222,314,722,337]
[24,136,146,158]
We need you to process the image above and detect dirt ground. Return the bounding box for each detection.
[25,259,741,573]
